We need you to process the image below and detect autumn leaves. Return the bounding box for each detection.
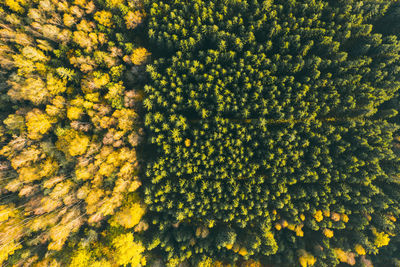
[0,0,148,265]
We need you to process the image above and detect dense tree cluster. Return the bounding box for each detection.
[143,0,400,265]
[0,0,148,265]
[1,0,400,266]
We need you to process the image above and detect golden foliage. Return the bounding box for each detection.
[110,201,145,229]
[355,244,366,255]
[185,138,191,147]
[341,214,349,223]
[0,205,15,222]
[26,109,55,140]
[4,0,25,13]
[67,106,83,120]
[112,233,146,266]
[298,250,316,267]
[323,210,330,217]
[131,47,150,65]
[198,257,213,267]
[4,114,25,132]
[125,10,144,29]
[333,248,356,266]
[56,129,90,156]
[106,0,124,7]
[373,229,390,248]
[114,108,137,132]
[0,0,145,265]
[18,166,41,182]
[0,217,24,265]
[47,74,67,95]
[94,11,113,28]
[330,212,341,222]
[238,247,248,256]
[0,241,22,265]
[323,229,333,238]
[295,225,304,237]
[75,167,92,181]
[22,46,48,62]
[86,189,104,207]
[313,210,323,222]
[69,249,91,267]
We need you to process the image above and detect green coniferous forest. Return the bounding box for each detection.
[1,0,400,266]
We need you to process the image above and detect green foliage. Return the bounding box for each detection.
[144,0,400,265]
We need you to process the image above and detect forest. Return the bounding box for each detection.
[1,0,400,266]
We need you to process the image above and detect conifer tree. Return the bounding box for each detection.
[143,0,400,265]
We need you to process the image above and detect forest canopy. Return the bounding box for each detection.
[1,0,400,266]
[143,0,400,266]
[0,0,148,265]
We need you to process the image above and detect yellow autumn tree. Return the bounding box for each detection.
[355,244,366,255]
[313,210,323,222]
[323,229,334,238]
[197,257,213,267]
[112,233,146,266]
[373,229,391,248]
[26,109,56,140]
[0,0,145,265]
[4,0,25,13]
[298,250,316,267]
[110,200,145,229]
[125,10,144,29]
[69,248,92,267]
[56,128,90,156]
[94,10,113,28]
[131,47,150,65]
